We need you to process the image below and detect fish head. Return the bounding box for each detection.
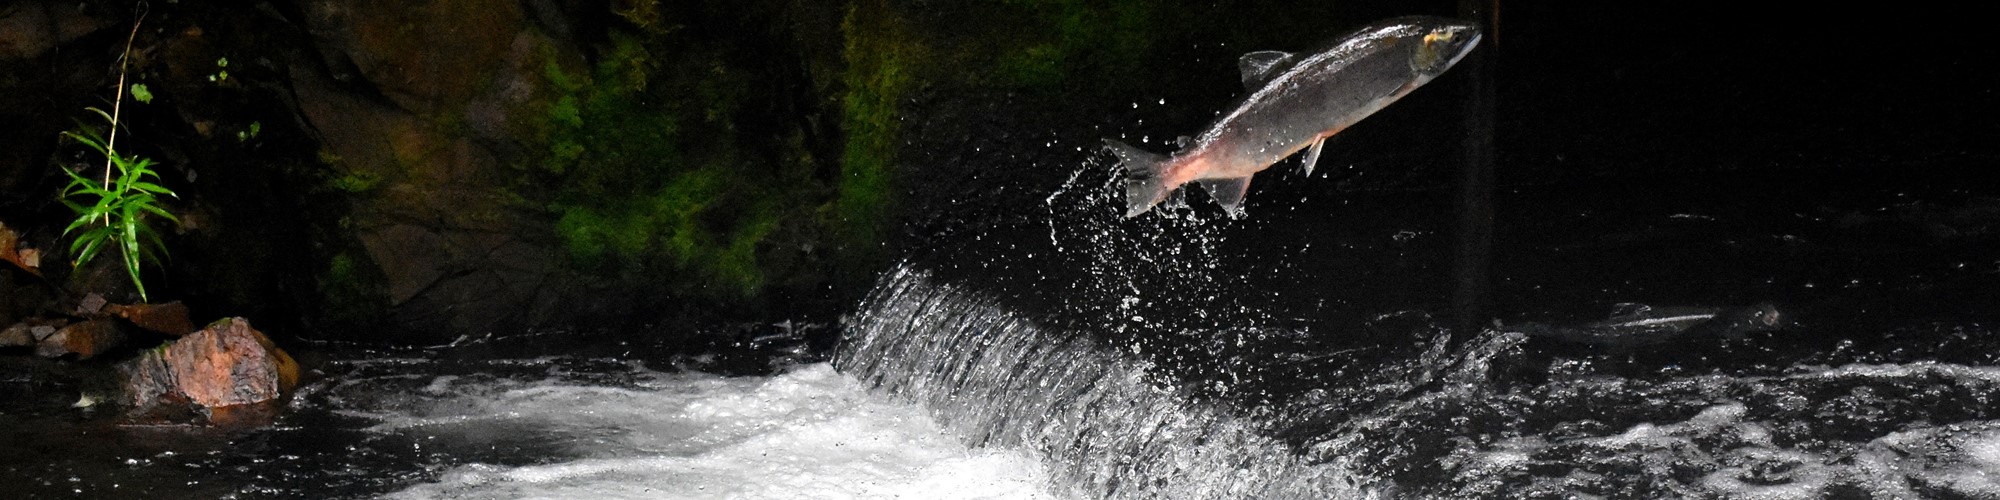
[1407,19,1482,78]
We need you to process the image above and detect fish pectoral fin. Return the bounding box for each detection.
[1237,50,1296,91]
[1300,137,1326,176]
[1196,177,1253,219]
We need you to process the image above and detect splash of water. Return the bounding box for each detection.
[837,266,1380,499]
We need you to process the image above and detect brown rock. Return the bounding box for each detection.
[106,301,197,336]
[1,317,66,347]
[0,323,31,347]
[118,348,178,409]
[161,318,299,408]
[0,220,34,275]
[0,2,109,62]
[36,319,126,360]
[299,0,526,115]
[76,292,108,315]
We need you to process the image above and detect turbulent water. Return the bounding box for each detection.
[2,337,1070,499]
[358,359,1061,499]
[825,150,2000,499]
[8,158,1992,499]
[837,264,2000,499]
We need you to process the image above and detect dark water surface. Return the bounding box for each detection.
[838,153,2000,498]
[6,4,1997,498]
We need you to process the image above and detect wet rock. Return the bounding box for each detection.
[0,324,26,347]
[0,221,38,276]
[104,301,196,337]
[117,348,178,411]
[35,319,126,360]
[284,0,578,338]
[75,292,108,316]
[0,1,109,62]
[0,318,65,348]
[298,0,527,115]
[120,318,299,412]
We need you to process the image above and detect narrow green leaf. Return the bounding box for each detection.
[136,203,179,223]
[129,181,173,195]
[74,233,108,266]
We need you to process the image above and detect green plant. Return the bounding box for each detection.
[60,109,179,302]
[57,12,178,302]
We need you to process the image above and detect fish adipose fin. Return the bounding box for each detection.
[1103,139,1172,218]
[1300,137,1326,175]
[1196,177,1252,218]
[1238,51,1297,90]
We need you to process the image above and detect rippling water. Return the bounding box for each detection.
[357,361,1063,499]
[2,337,1069,499]
[837,265,2000,499]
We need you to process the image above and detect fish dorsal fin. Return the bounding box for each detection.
[1300,137,1326,175]
[1238,50,1296,90]
[1196,177,1253,218]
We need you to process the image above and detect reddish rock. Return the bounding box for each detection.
[105,301,197,336]
[35,319,125,360]
[0,221,36,276]
[159,318,299,408]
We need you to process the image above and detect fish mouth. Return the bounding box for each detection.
[1411,26,1482,76]
[1441,31,1483,69]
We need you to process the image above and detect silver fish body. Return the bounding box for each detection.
[1106,16,1482,218]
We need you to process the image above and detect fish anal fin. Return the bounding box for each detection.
[1238,51,1296,90]
[1195,176,1253,219]
[1163,186,1189,210]
[1300,137,1326,176]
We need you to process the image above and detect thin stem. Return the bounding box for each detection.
[104,9,146,190]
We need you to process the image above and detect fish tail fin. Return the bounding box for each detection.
[1103,139,1171,218]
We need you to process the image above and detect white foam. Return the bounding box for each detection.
[377,363,1069,499]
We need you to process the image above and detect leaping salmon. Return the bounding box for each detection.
[1105,16,1482,218]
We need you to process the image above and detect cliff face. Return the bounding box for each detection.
[3,0,1302,342]
[0,0,863,341]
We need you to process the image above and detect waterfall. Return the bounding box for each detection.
[835,265,1380,499]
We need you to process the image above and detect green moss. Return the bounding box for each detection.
[835,0,919,249]
[987,0,1159,90]
[316,251,391,329]
[331,170,382,193]
[526,24,827,300]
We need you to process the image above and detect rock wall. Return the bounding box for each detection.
[1,0,859,341]
[6,0,1312,341]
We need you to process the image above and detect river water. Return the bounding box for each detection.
[4,332,1071,499]
[8,14,1998,495]
[7,156,1998,499]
